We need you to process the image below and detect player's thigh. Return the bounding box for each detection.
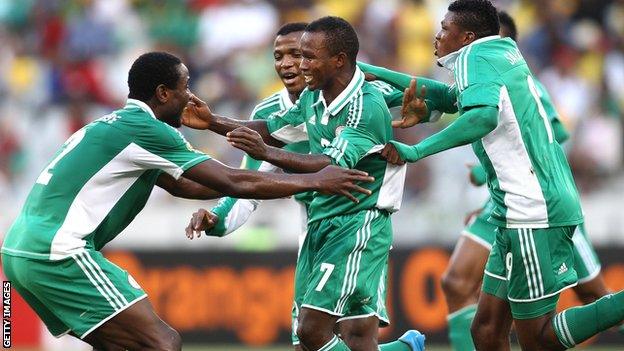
[445,233,492,289]
[1,254,71,337]
[504,226,577,320]
[337,315,380,348]
[472,292,513,337]
[513,311,564,351]
[571,223,602,285]
[84,298,177,350]
[303,209,392,320]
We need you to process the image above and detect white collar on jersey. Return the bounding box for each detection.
[125,99,157,119]
[436,35,501,71]
[279,88,295,109]
[314,66,365,116]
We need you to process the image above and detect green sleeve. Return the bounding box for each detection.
[552,119,570,144]
[390,106,499,162]
[207,197,236,237]
[357,61,458,116]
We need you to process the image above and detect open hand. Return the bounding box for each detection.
[182,94,214,130]
[185,209,219,239]
[227,127,268,160]
[392,79,428,129]
[313,165,374,203]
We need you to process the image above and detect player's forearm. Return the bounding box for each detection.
[262,146,331,173]
[157,175,224,200]
[393,106,498,162]
[358,61,458,115]
[224,170,320,198]
[211,115,283,147]
[208,198,259,237]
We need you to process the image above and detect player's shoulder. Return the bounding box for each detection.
[250,90,286,119]
[361,82,389,105]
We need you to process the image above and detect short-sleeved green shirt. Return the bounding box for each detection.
[2,99,210,260]
[266,67,407,223]
[439,36,582,228]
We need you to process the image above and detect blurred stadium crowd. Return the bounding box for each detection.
[0,0,623,248]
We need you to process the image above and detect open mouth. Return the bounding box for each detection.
[303,74,313,84]
[281,72,299,84]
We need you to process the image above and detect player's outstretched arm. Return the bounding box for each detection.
[183,159,373,202]
[381,105,499,164]
[227,127,332,173]
[182,94,284,147]
[156,173,224,199]
[357,61,458,116]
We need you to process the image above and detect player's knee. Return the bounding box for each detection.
[296,318,331,348]
[151,327,182,351]
[471,313,505,346]
[441,270,472,300]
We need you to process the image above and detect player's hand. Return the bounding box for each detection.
[364,72,378,81]
[185,209,219,239]
[381,143,405,165]
[182,94,214,130]
[463,207,483,226]
[313,165,374,203]
[227,127,268,160]
[466,163,478,186]
[393,79,428,128]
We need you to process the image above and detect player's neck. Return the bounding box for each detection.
[321,67,355,106]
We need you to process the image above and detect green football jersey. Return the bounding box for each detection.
[2,99,210,260]
[476,76,569,224]
[440,36,583,228]
[266,67,407,223]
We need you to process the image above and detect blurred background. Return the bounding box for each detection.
[0,0,622,349]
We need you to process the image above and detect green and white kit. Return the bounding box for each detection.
[2,99,210,337]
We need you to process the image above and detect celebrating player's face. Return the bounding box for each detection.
[434,12,471,58]
[162,64,191,128]
[274,31,306,95]
[299,31,338,91]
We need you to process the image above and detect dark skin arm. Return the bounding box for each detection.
[182,94,284,147]
[226,127,331,173]
[183,159,372,203]
[156,173,224,200]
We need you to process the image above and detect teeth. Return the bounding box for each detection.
[304,76,312,83]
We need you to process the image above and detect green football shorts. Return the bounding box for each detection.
[571,223,601,283]
[482,226,578,319]
[462,214,497,250]
[290,209,392,344]
[466,216,601,283]
[2,250,146,338]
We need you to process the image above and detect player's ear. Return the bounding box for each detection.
[334,52,347,69]
[155,84,169,103]
[463,31,476,45]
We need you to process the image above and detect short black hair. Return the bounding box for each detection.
[448,0,500,39]
[305,16,359,64]
[276,22,308,36]
[128,52,182,102]
[498,11,518,41]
